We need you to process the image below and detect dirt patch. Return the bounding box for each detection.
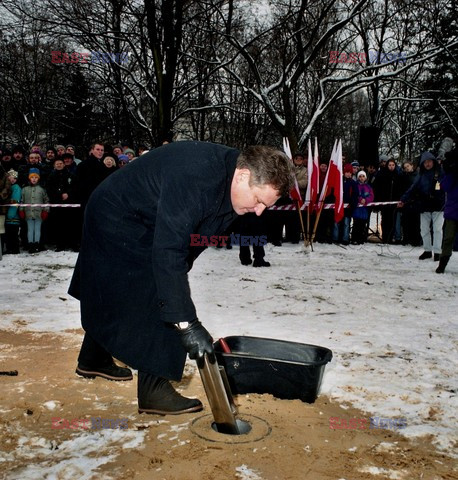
[0,330,455,480]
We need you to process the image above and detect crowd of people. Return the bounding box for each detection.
[0,142,146,255]
[1,139,457,273]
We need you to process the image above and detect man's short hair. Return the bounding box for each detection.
[236,146,294,197]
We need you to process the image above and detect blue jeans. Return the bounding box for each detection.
[333,217,350,243]
[27,218,42,243]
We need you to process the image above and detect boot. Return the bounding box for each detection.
[138,373,203,415]
[436,255,450,274]
[419,251,432,260]
[433,253,440,261]
[240,256,252,266]
[76,362,133,381]
[253,258,271,267]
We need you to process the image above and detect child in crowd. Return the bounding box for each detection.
[19,168,49,253]
[351,170,374,245]
[333,163,359,245]
[5,170,22,254]
[102,156,118,178]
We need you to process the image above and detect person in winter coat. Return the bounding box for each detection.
[0,166,12,253]
[400,161,422,246]
[68,142,294,416]
[17,151,51,188]
[436,148,458,273]
[333,163,359,245]
[19,169,49,253]
[398,151,445,261]
[46,158,78,252]
[5,169,22,254]
[351,170,374,244]
[101,155,119,179]
[373,159,404,244]
[73,143,107,210]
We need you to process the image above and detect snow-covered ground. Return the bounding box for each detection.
[1,241,457,458]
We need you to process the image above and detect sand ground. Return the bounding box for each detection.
[0,329,456,480]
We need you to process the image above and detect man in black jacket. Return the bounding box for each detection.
[69,142,293,415]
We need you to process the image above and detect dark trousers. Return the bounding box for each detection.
[401,209,421,246]
[5,223,20,253]
[78,332,113,367]
[441,219,458,257]
[381,206,396,243]
[352,218,367,244]
[285,210,303,243]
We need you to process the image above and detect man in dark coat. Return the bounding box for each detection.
[399,151,445,260]
[69,141,293,415]
[73,142,106,209]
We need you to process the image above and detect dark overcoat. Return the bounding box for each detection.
[69,142,239,380]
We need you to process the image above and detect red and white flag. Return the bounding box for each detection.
[316,139,344,222]
[329,139,344,222]
[317,140,336,208]
[283,137,303,207]
[305,138,319,211]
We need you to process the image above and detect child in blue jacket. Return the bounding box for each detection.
[5,169,22,254]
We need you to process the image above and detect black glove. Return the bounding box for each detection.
[178,319,215,367]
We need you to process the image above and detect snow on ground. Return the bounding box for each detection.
[1,241,457,457]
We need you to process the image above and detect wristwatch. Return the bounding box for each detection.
[176,322,190,330]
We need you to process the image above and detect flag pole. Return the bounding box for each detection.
[310,186,328,245]
[294,200,307,248]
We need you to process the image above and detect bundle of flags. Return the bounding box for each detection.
[283,137,344,223]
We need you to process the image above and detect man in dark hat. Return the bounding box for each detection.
[69,142,294,416]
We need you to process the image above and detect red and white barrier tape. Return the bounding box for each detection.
[2,204,81,207]
[2,201,399,209]
[269,201,399,210]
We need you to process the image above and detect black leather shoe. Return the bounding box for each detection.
[76,363,133,381]
[240,257,252,265]
[433,253,440,261]
[419,251,432,260]
[253,259,271,267]
[138,377,203,415]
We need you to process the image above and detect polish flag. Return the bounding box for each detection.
[329,139,344,222]
[305,138,319,211]
[283,137,303,207]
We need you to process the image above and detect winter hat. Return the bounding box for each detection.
[55,144,65,150]
[344,163,353,174]
[420,151,435,164]
[379,154,389,163]
[357,171,367,180]
[124,148,135,156]
[29,168,40,178]
[351,161,359,167]
[7,169,18,179]
[118,154,129,163]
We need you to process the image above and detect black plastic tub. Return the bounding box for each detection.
[214,336,332,403]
